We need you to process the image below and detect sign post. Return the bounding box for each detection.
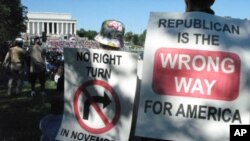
[135,12,250,141]
[56,48,138,141]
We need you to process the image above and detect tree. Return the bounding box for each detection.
[124,31,133,42]
[124,30,146,46]
[132,34,139,45]
[76,28,86,37]
[85,30,98,40]
[0,0,27,43]
[138,29,146,46]
[76,28,97,40]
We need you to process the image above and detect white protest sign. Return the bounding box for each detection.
[56,48,138,141]
[135,12,250,141]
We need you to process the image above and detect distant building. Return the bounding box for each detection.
[26,12,77,36]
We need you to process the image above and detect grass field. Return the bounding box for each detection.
[0,79,57,141]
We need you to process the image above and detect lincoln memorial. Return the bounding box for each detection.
[26,12,77,36]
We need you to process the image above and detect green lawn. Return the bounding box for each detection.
[0,80,57,141]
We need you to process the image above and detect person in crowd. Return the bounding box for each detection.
[56,18,126,113]
[94,19,126,50]
[55,19,127,110]
[185,0,215,14]
[54,65,64,84]
[95,19,144,141]
[29,36,47,96]
[3,38,26,96]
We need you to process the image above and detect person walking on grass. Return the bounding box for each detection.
[3,38,26,96]
[29,36,47,96]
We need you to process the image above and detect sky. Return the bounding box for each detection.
[21,0,250,34]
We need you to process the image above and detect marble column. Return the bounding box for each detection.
[52,22,54,34]
[61,23,64,34]
[73,23,76,34]
[47,22,49,34]
[32,22,35,35]
[65,22,68,35]
[57,22,59,35]
[27,22,30,34]
[41,22,44,33]
[37,22,40,35]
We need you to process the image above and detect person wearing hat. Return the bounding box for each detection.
[95,19,126,50]
[185,0,215,14]
[3,38,26,96]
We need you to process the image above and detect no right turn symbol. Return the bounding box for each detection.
[73,80,121,134]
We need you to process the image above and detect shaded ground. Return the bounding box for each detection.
[0,74,56,141]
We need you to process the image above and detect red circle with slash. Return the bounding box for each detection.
[73,80,121,134]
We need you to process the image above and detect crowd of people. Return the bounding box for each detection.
[0,36,64,97]
[0,36,106,97]
[0,0,216,140]
[46,37,100,49]
[1,26,133,96]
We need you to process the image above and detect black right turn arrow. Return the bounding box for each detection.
[83,92,111,120]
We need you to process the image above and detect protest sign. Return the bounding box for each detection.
[135,12,250,141]
[56,48,138,141]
